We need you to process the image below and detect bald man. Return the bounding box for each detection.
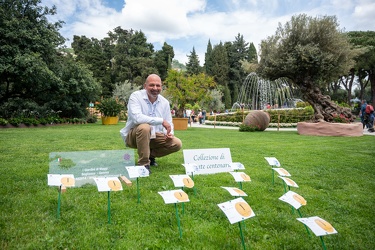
[120,74,182,173]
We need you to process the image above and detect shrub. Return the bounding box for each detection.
[9,118,22,127]
[0,118,8,126]
[86,115,98,123]
[239,124,262,132]
[21,118,40,126]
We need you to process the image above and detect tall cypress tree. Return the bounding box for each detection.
[204,39,213,75]
[227,33,250,106]
[186,47,201,75]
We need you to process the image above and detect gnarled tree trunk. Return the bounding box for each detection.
[301,85,355,123]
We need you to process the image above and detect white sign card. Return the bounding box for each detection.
[230,162,245,171]
[48,174,75,187]
[94,177,123,192]
[221,187,248,197]
[181,163,199,175]
[229,172,251,182]
[279,176,299,188]
[125,166,149,178]
[217,197,255,224]
[183,148,232,175]
[297,216,338,236]
[158,189,190,204]
[169,175,195,188]
[272,168,291,177]
[279,191,306,209]
[264,157,281,167]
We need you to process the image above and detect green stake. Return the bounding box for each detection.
[320,236,327,250]
[272,169,275,185]
[107,191,111,224]
[174,203,182,238]
[238,221,246,250]
[296,209,310,236]
[137,177,140,203]
[191,173,197,195]
[57,185,62,219]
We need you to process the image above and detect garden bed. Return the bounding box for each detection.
[297,122,363,136]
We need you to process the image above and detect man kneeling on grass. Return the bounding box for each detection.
[120,74,182,173]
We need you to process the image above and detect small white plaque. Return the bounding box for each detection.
[230,162,245,170]
[158,189,190,204]
[217,197,255,224]
[279,191,306,209]
[94,177,123,192]
[229,172,251,182]
[272,168,291,176]
[169,175,194,188]
[297,216,338,236]
[47,174,75,187]
[264,157,281,167]
[125,166,149,178]
[279,176,299,188]
[182,163,199,175]
[221,187,248,197]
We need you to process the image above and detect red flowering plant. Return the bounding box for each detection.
[331,113,350,123]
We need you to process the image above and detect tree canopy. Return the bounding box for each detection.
[0,0,100,118]
[258,14,356,122]
[164,70,216,117]
[347,31,375,106]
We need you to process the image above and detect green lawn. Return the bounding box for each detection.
[1,123,374,249]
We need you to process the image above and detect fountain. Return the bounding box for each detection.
[231,72,294,111]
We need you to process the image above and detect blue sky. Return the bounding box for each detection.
[43,0,374,65]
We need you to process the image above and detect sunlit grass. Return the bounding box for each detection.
[0,123,374,249]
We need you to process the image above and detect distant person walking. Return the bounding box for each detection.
[364,103,374,132]
[185,108,192,124]
[359,100,367,129]
[202,109,207,123]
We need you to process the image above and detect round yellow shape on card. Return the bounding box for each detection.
[233,188,245,195]
[174,191,188,202]
[285,177,296,186]
[314,218,334,233]
[280,168,289,176]
[182,177,194,188]
[292,193,306,205]
[108,179,122,191]
[61,177,75,187]
[235,201,252,217]
[240,173,251,181]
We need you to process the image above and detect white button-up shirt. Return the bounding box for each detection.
[120,89,174,142]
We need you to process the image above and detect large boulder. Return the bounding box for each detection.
[244,110,270,131]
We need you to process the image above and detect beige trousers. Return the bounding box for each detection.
[125,124,182,166]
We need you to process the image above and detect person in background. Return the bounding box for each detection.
[191,110,195,123]
[359,100,367,129]
[120,74,182,173]
[364,102,374,132]
[185,107,192,124]
[198,109,203,124]
[202,109,207,123]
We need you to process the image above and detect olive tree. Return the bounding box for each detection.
[258,14,356,122]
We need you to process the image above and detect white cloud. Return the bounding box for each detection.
[42,0,375,64]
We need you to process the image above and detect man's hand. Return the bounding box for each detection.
[162,119,173,138]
